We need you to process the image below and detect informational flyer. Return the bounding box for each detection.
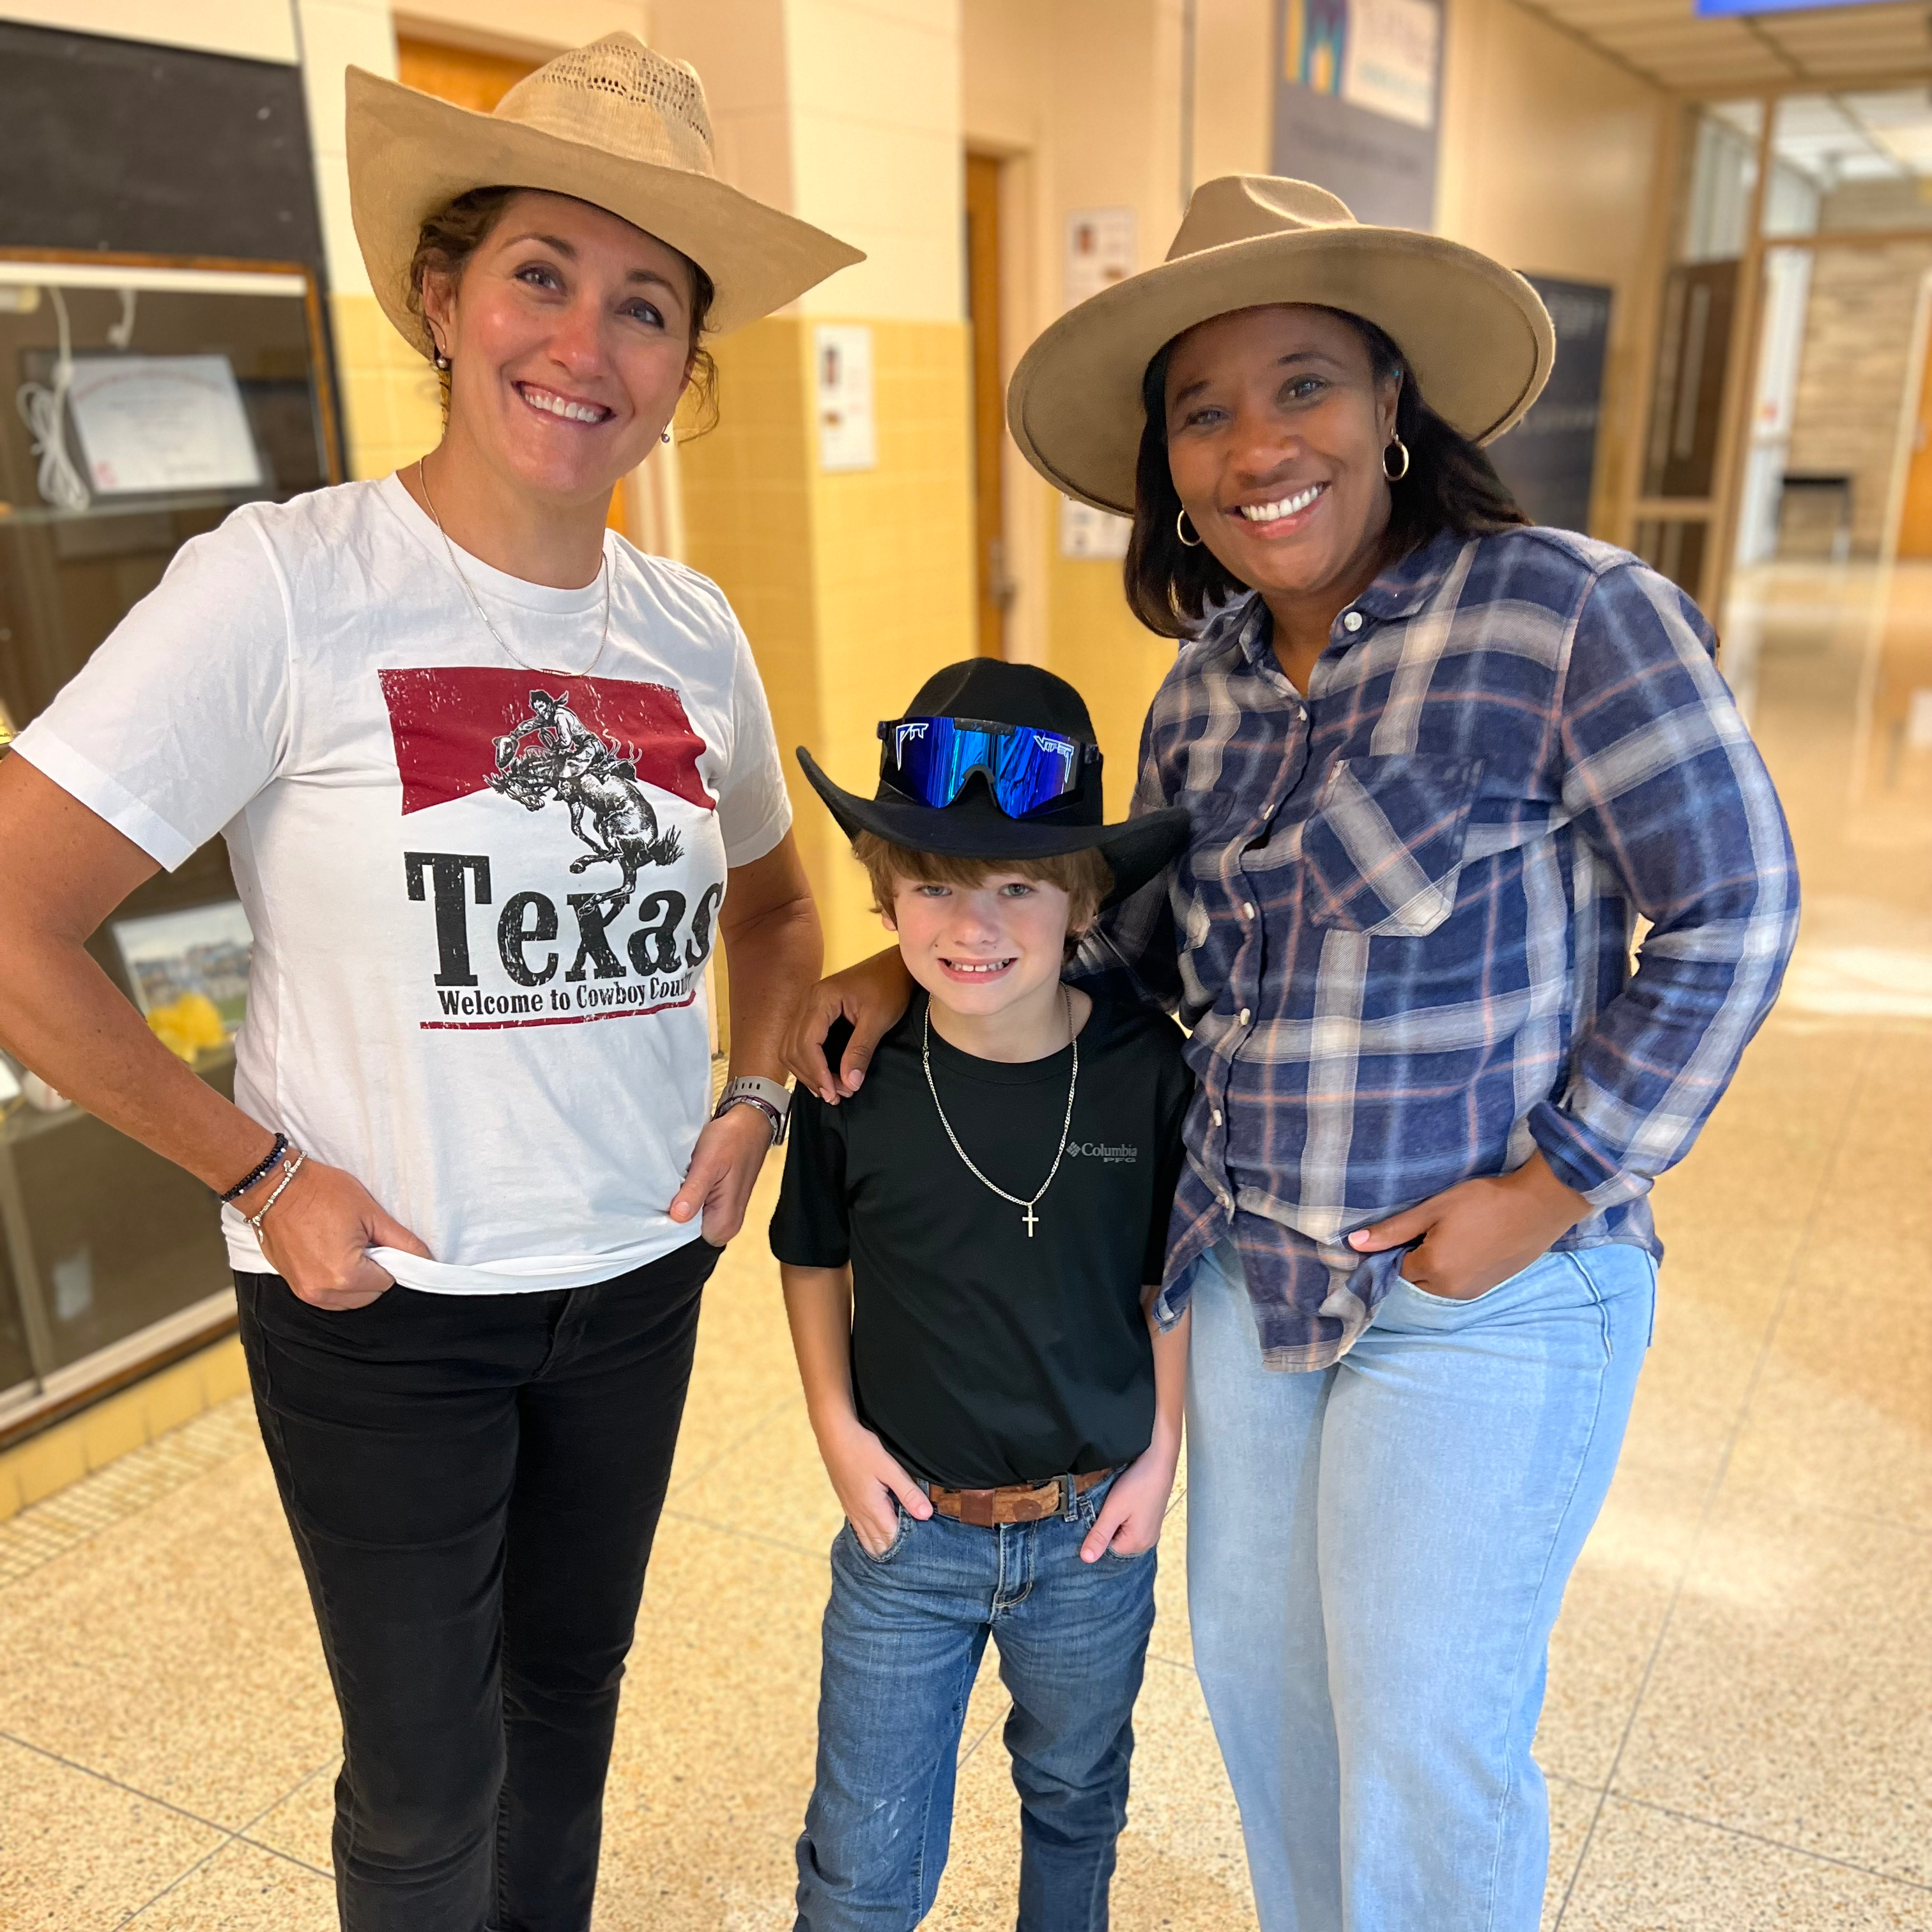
[1341,0,1441,129]
[815,325,877,473]
[66,353,263,498]
[1275,0,1443,229]
[1059,498,1132,560]
[1064,208,1135,310]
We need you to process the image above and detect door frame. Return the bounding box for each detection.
[1619,68,1932,617]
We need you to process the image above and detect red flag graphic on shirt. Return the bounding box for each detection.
[378,668,712,817]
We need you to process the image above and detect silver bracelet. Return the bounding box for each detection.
[714,1093,783,1144]
[247,1149,309,1235]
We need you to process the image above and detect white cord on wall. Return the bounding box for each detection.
[15,284,89,511]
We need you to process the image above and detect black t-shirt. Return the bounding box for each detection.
[769,990,1193,1489]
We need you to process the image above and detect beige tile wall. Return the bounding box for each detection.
[1788,243,1932,556]
[331,292,445,481]
[0,1338,249,1521]
[680,314,976,971]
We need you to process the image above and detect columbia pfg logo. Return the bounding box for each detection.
[1068,1141,1138,1164]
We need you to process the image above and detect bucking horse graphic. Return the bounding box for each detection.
[488,689,684,917]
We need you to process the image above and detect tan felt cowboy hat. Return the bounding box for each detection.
[1008,175,1555,516]
[347,33,862,357]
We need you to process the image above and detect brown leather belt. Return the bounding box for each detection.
[926,1467,1114,1528]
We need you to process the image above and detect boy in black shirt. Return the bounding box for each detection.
[770,661,1192,1932]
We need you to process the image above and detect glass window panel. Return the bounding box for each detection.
[1772,90,1932,237]
[1682,103,1763,264]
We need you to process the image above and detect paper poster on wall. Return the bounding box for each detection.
[1274,0,1442,230]
[66,353,263,496]
[815,324,876,473]
[1059,498,1132,560]
[1065,209,1135,310]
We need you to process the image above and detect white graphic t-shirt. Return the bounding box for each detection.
[15,475,791,1292]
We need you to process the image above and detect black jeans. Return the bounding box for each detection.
[235,1238,719,1932]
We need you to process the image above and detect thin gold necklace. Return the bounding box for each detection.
[415,457,611,680]
[922,990,1079,1239]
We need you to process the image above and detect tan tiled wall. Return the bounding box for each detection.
[681,314,976,970]
[0,1337,249,1521]
[1788,243,1932,557]
[1046,522,1183,822]
[332,292,445,482]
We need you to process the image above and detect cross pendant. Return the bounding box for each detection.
[1022,1202,1039,1238]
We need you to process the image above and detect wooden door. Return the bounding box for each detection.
[395,37,534,112]
[965,153,1007,657]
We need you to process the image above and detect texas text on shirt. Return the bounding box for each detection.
[12,475,792,1293]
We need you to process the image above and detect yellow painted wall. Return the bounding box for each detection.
[1044,507,1181,820]
[0,1336,249,1521]
[332,293,445,481]
[680,316,976,970]
[658,0,976,970]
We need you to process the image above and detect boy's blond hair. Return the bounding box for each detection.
[852,832,1112,947]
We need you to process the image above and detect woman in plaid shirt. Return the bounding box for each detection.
[792,178,1796,1932]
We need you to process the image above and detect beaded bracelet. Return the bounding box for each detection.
[219,1132,288,1203]
[247,1150,309,1236]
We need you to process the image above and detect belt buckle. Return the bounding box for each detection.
[1057,1472,1075,1519]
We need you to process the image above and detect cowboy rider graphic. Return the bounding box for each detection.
[489,689,682,917]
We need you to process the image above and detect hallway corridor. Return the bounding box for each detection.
[1,564,1928,1930]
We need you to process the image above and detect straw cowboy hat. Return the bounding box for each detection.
[346,33,862,356]
[1008,175,1555,516]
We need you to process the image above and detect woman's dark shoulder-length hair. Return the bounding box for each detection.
[1123,309,1529,638]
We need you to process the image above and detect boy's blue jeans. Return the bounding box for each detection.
[793,1471,1157,1931]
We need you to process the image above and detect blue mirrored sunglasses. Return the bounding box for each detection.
[877,715,1098,819]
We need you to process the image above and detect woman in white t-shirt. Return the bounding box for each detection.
[0,37,859,1929]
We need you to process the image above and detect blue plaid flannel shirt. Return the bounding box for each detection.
[1073,525,1799,1371]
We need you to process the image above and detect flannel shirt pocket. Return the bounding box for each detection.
[1301,754,1483,937]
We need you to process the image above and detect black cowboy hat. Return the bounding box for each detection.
[796,660,1189,907]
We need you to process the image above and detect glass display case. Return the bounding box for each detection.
[0,249,339,1436]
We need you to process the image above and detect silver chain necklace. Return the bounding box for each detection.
[922,991,1079,1239]
[415,457,612,680]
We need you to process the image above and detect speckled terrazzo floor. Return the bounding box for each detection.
[4,560,1931,1930]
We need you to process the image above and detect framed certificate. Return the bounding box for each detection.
[66,352,264,497]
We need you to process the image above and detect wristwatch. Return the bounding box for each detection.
[713,1074,792,1146]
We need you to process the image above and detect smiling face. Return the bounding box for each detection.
[420,189,699,511]
[884,871,1078,1023]
[1163,303,1400,610]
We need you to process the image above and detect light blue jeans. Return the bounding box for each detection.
[1186,1238,1655,1932]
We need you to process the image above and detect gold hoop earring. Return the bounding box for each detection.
[1176,507,1205,548]
[1383,436,1410,482]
